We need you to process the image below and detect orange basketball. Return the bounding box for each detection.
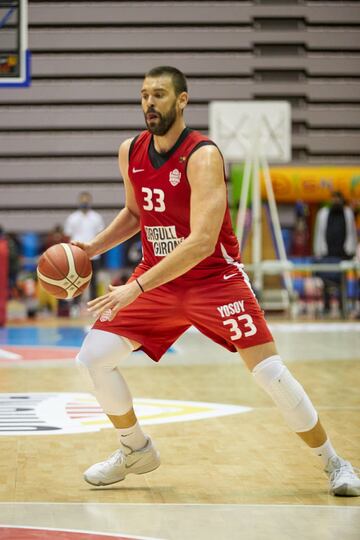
[37,243,92,299]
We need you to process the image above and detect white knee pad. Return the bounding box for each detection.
[76,329,134,416]
[252,355,318,433]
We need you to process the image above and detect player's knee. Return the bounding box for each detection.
[75,352,96,390]
[76,343,109,373]
[78,330,132,370]
[252,355,318,432]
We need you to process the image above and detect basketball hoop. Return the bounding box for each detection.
[0,0,30,87]
[209,101,293,303]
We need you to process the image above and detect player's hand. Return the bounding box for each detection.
[70,241,97,259]
[87,282,141,321]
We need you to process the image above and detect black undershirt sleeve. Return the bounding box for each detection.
[128,135,140,161]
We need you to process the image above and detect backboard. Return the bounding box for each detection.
[209,101,291,163]
[0,0,30,87]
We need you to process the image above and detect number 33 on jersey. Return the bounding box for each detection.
[128,128,241,269]
[141,187,165,212]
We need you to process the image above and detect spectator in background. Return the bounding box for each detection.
[290,215,311,258]
[0,227,9,326]
[7,232,20,295]
[0,226,20,296]
[313,191,357,314]
[350,198,360,235]
[64,192,105,304]
[44,224,69,251]
[314,192,357,259]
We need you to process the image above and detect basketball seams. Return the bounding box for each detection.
[37,269,73,289]
[37,243,92,299]
[43,250,69,280]
[37,268,91,299]
[62,243,77,282]
[40,244,78,299]
[37,273,72,299]
[63,244,92,290]
[64,244,92,283]
[75,247,93,279]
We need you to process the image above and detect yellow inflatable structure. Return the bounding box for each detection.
[262,167,360,203]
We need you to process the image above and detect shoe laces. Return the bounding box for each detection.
[328,459,360,483]
[106,449,125,467]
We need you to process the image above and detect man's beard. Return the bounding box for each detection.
[145,103,177,136]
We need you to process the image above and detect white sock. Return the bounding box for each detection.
[117,421,147,451]
[312,438,337,467]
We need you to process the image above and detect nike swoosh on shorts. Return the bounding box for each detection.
[223,273,238,280]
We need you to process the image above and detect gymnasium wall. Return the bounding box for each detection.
[0,1,360,232]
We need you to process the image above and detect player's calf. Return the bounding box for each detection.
[252,355,360,497]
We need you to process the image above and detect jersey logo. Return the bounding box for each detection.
[223,272,238,280]
[169,168,181,186]
[132,167,145,173]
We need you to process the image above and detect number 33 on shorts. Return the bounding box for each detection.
[223,314,257,340]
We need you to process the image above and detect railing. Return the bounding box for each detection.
[245,259,360,318]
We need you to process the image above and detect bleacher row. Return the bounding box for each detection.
[0,1,359,232]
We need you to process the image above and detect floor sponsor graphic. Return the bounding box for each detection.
[0,526,162,540]
[0,393,252,435]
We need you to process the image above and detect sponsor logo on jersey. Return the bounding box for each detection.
[0,393,251,435]
[169,168,181,186]
[144,225,184,256]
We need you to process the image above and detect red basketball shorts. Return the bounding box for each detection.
[93,265,273,361]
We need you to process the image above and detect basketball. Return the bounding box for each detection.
[37,243,92,299]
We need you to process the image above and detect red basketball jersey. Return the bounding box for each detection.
[128,128,241,278]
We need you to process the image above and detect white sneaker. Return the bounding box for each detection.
[325,456,360,496]
[84,438,160,486]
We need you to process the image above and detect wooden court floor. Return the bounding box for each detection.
[0,319,359,539]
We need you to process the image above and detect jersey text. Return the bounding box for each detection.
[217,300,245,318]
[145,226,184,257]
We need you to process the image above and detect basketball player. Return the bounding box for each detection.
[74,66,360,496]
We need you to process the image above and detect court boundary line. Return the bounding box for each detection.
[0,524,163,540]
[0,502,359,509]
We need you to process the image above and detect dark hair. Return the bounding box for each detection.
[331,191,345,203]
[145,66,188,96]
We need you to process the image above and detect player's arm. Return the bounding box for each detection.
[137,144,227,289]
[87,145,227,319]
[72,138,141,258]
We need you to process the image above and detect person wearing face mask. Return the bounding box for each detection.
[64,192,105,304]
[313,191,357,314]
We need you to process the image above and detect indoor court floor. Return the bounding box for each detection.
[0,318,359,539]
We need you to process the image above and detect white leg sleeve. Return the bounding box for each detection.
[76,329,134,416]
[252,355,318,433]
